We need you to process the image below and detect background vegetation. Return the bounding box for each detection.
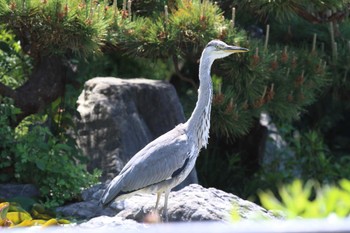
[0,0,349,218]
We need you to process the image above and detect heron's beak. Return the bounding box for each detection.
[224,45,249,53]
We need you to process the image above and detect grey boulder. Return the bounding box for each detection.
[115,184,275,222]
[57,184,275,223]
[0,183,40,199]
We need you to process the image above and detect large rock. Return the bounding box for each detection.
[260,113,300,176]
[0,184,40,199]
[78,216,141,230]
[115,184,275,222]
[56,183,114,220]
[56,184,275,222]
[75,77,197,186]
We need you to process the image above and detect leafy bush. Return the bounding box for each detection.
[235,125,350,201]
[0,97,19,182]
[0,98,100,208]
[0,29,32,88]
[259,179,350,219]
[15,122,100,208]
[290,130,350,181]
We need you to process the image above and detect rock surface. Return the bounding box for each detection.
[57,184,275,223]
[78,216,141,230]
[0,183,40,199]
[260,112,299,176]
[116,184,275,222]
[75,77,197,187]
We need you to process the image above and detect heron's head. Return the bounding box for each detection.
[204,40,249,60]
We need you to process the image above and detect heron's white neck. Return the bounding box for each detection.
[187,54,214,149]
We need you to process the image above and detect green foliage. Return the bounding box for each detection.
[259,179,350,219]
[113,0,244,58]
[0,98,100,208]
[0,0,112,59]
[197,148,243,191]
[291,130,334,181]
[15,121,100,208]
[235,127,350,203]
[210,40,329,139]
[0,97,20,182]
[281,128,350,182]
[76,53,174,81]
[0,29,31,88]
[234,0,350,22]
[169,0,226,48]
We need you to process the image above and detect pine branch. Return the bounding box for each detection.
[291,2,350,24]
[0,0,112,60]
[234,0,350,23]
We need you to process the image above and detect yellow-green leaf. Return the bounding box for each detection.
[6,211,32,224]
[57,218,70,224]
[42,218,58,227]
[0,202,10,220]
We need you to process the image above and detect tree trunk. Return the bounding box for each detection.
[0,55,67,126]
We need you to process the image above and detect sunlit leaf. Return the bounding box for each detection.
[0,202,10,220]
[339,179,350,193]
[258,190,285,211]
[42,218,58,227]
[258,179,350,219]
[6,211,32,224]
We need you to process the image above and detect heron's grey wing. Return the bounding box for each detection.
[100,125,193,205]
[122,132,192,191]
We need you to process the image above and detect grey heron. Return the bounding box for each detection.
[100,40,248,221]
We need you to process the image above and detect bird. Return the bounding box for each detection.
[99,40,248,221]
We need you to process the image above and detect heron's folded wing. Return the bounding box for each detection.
[119,129,192,193]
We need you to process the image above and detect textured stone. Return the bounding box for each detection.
[78,215,142,230]
[115,184,275,222]
[75,77,197,187]
[260,112,299,176]
[0,184,40,199]
[56,184,275,222]
[56,200,116,220]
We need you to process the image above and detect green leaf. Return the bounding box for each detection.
[0,41,12,54]
[339,179,350,193]
[0,202,10,220]
[54,143,72,152]
[258,190,285,211]
[35,160,46,171]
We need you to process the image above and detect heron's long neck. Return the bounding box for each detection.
[187,55,214,149]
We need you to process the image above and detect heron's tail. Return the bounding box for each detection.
[99,175,125,207]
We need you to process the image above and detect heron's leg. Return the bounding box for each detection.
[163,190,170,222]
[155,192,161,210]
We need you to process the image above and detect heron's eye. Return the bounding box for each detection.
[215,44,224,50]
